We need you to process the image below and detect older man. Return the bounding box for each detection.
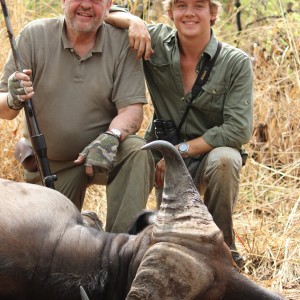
[0,0,155,233]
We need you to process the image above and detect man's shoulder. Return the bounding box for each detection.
[101,23,130,49]
[145,23,175,49]
[217,42,253,74]
[147,23,174,36]
[21,16,63,33]
[221,42,250,60]
[103,22,129,35]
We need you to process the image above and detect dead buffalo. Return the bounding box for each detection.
[0,179,151,300]
[0,140,284,300]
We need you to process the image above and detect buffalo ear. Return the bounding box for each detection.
[81,210,104,231]
[80,286,90,300]
[127,210,157,235]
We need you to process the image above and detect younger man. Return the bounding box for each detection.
[107,0,254,267]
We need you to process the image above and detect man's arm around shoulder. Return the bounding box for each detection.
[105,9,153,60]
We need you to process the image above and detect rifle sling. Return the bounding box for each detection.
[177,41,222,133]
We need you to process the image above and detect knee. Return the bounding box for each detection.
[217,155,240,172]
[118,135,145,158]
[207,148,242,176]
[119,135,155,168]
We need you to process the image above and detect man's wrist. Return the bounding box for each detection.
[178,142,190,158]
[7,94,24,110]
[105,128,122,141]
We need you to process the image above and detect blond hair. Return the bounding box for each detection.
[162,0,222,26]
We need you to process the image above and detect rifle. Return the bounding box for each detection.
[1,0,57,189]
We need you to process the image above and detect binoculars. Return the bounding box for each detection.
[154,119,180,146]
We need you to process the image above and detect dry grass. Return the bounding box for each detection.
[0,1,299,299]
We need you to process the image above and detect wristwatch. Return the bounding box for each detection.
[178,142,189,158]
[106,128,122,141]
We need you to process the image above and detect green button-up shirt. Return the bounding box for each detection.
[144,23,253,150]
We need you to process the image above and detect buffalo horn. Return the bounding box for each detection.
[141,140,218,243]
[80,286,90,300]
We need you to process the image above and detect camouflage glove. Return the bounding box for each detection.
[80,133,119,173]
[7,72,26,110]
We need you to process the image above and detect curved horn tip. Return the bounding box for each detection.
[141,140,175,151]
[80,286,90,300]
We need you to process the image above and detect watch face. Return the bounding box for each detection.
[179,143,189,153]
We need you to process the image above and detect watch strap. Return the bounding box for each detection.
[105,128,122,141]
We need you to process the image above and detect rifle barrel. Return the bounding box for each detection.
[1,0,56,189]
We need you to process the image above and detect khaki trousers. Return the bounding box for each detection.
[155,147,242,250]
[25,135,155,233]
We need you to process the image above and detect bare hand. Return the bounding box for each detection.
[128,20,153,60]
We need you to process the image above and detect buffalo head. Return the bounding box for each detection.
[126,140,285,300]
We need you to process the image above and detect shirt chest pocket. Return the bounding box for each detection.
[196,82,228,112]
[147,57,172,87]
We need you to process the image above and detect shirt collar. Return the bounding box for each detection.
[163,27,177,44]
[202,30,219,60]
[60,16,105,54]
[164,28,219,61]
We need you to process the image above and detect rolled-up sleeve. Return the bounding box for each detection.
[202,52,253,149]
